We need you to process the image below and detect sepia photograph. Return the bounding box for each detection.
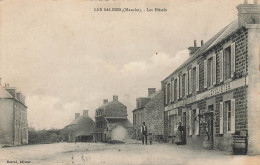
[0,0,260,164]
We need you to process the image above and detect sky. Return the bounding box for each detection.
[0,0,245,130]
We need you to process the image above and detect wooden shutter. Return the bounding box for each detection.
[179,76,182,98]
[219,50,224,83]
[195,108,200,135]
[219,102,224,134]
[188,69,192,94]
[213,54,216,85]
[185,72,188,96]
[204,60,207,88]
[196,65,199,91]
[231,99,236,133]
[177,77,179,99]
[189,110,192,136]
[231,43,236,78]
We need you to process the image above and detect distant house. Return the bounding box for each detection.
[0,78,28,146]
[95,95,133,142]
[65,110,95,142]
[132,88,164,141]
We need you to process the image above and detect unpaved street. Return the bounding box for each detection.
[0,142,259,165]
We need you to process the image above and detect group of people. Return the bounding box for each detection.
[141,122,184,145]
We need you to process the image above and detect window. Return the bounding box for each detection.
[182,74,186,97]
[225,101,232,133]
[192,109,196,135]
[174,79,177,100]
[207,57,213,87]
[192,67,196,93]
[167,83,170,104]
[224,46,232,80]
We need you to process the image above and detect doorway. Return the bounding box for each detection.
[182,112,187,144]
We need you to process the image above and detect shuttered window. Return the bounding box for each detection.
[179,76,182,98]
[174,79,177,100]
[204,60,207,88]
[164,84,167,105]
[196,65,199,91]
[177,77,179,99]
[182,74,186,97]
[219,102,224,134]
[192,67,196,93]
[188,69,192,94]
[185,71,188,96]
[213,54,216,85]
[171,79,174,102]
[219,50,224,83]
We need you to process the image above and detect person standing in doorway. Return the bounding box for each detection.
[141,122,148,145]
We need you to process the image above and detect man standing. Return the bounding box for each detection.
[141,122,148,145]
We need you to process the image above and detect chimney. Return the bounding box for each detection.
[148,88,156,97]
[237,0,260,27]
[83,110,88,117]
[188,40,200,56]
[201,40,204,46]
[113,95,118,101]
[103,99,108,104]
[75,113,80,119]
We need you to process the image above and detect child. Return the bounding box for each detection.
[148,133,153,145]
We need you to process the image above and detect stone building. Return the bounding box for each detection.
[0,79,28,146]
[162,1,260,155]
[95,95,133,142]
[133,88,164,141]
[65,110,95,142]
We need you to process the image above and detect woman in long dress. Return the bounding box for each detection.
[175,122,183,145]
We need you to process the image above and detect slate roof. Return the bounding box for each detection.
[0,85,14,99]
[68,115,95,136]
[163,19,240,82]
[96,100,126,110]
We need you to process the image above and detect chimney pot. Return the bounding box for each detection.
[113,95,118,101]
[103,99,108,104]
[75,113,80,119]
[148,88,156,97]
[194,40,197,47]
[83,110,88,117]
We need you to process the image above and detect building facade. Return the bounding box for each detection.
[162,1,260,155]
[133,88,164,141]
[65,110,95,142]
[95,95,133,142]
[0,79,28,146]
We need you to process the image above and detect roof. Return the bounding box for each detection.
[163,19,240,82]
[96,100,126,110]
[0,85,14,99]
[68,115,95,136]
[106,118,133,129]
[132,90,162,112]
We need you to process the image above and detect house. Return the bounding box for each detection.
[0,78,28,146]
[65,110,95,142]
[132,88,164,142]
[95,95,133,142]
[161,1,260,155]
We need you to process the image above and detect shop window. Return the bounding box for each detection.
[224,46,232,81]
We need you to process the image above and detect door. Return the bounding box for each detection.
[208,105,214,142]
[182,112,187,144]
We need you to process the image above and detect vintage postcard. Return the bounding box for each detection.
[0,0,260,164]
